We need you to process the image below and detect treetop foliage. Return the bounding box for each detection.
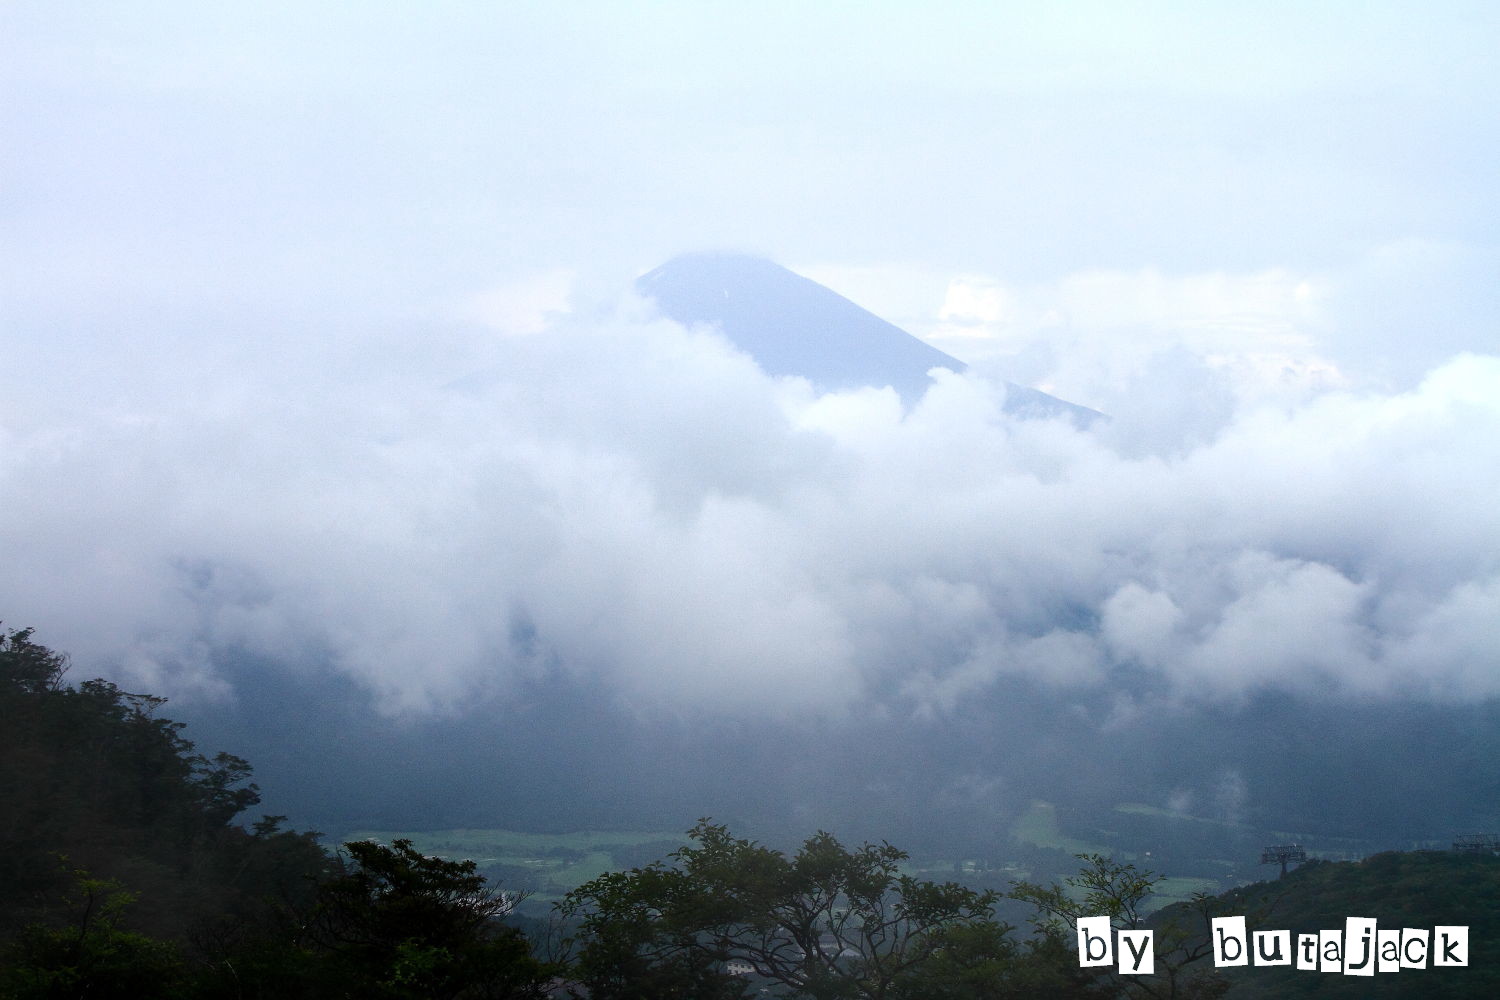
[560,819,1109,1000]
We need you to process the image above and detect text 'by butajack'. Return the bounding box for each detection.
[1076,916,1468,975]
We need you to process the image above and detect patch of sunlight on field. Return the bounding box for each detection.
[550,850,619,888]
[1115,802,1249,829]
[1010,800,1112,856]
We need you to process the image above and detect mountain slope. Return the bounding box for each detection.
[638,252,1102,423]
[1156,851,1500,998]
[638,253,961,401]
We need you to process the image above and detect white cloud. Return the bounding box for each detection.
[1101,583,1184,667]
[456,269,575,336]
[801,260,1367,451]
[938,275,1006,323]
[3,301,1495,718]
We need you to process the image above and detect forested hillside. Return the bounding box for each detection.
[0,626,548,998]
[1171,851,1500,998]
[4,624,1496,999]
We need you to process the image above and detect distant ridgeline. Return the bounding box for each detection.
[637,252,1104,423]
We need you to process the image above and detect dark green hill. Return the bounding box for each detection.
[1155,851,1500,998]
[0,624,552,998]
[0,626,328,945]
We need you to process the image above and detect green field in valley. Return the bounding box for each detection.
[341,798,1379,916]
[335,828,689,903]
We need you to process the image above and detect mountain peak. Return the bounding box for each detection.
[637,253,965,402]
[638,253,1102,425]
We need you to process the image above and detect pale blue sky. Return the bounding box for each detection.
[5,2,1496,348]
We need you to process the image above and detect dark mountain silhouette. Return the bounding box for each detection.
[638,252,1102,424]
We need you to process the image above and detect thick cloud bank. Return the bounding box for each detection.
[2,311,1496,717]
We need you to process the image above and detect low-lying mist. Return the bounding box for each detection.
[3,278,1497,842]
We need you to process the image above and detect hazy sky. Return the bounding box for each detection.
[3,3,1497,717]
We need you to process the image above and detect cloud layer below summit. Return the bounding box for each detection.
[3,296,1496,716]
